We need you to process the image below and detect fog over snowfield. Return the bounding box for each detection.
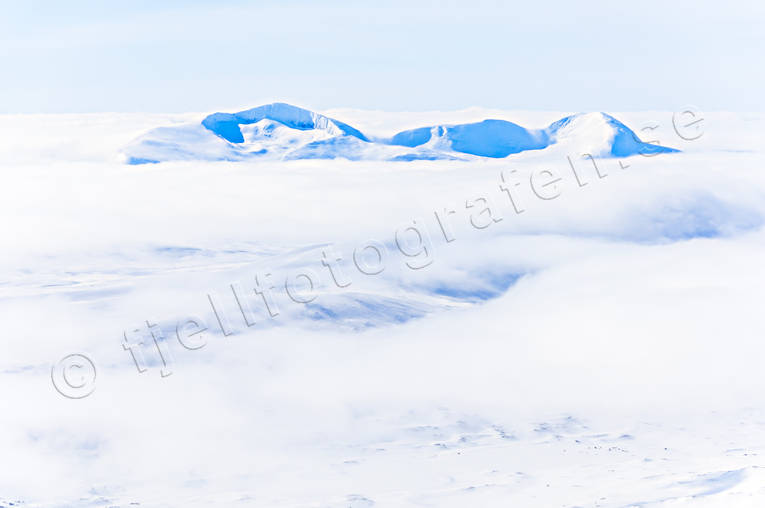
[2,106,765,507]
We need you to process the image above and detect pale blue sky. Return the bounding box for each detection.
[1,0,762,113]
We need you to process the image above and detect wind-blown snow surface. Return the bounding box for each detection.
[123,103,677,163]
[2,109,765,507]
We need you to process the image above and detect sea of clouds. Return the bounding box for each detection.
[1,109,765,507]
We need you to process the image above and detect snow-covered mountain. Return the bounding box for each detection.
[545,112,678,157]
[386,112,679,158]
[201,102,368,143]
[122,103,678,164]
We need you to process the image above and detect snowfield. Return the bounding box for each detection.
[2,107,765,507]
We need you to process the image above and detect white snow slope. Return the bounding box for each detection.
[2,108,765,507]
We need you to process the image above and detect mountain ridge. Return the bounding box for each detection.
[123,103,679,164]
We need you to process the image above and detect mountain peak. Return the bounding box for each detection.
[546,112,678,157]
[201,103,368,143]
